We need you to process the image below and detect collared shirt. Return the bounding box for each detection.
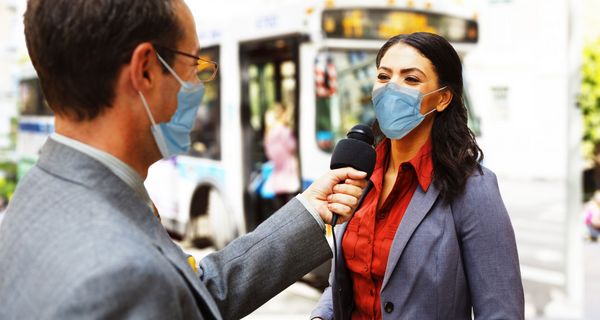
[50,133,154,212]
[342,138,433,320]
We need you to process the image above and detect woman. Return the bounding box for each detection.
[263,102,300,209]
[311,32,524,320]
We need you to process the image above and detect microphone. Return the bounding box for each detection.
[329,124,376,225]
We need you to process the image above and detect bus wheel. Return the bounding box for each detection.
[185,185,234,250]
[184,186,213,249]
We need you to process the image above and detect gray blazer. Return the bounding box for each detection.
[311,167,524,320]
[0,139,331,320]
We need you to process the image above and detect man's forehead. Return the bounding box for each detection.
[175,0,199,48]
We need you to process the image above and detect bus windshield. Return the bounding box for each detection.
[315,50,377,152]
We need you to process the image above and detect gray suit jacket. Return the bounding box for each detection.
[311,167,524,320]
[0,139,331,320]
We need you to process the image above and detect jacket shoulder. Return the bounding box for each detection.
[450,165,509,231]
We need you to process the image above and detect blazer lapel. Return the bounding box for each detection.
[381,184,440,290]
[38,139,222,319]
[152,227,223,320]
[335,222,349,262]
[119,196,223,319]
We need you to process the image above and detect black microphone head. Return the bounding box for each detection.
[330,125,376,179]
[346,124,374,145]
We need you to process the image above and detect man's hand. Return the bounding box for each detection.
[302,167,368,225]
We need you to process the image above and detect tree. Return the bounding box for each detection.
[581,38,600,198]
[581,38,600,160]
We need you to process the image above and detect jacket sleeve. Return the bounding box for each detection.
[452,167,525,319]
[198,198,332,320]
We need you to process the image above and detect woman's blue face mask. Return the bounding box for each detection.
[372,83,446,140]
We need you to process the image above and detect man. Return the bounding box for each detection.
[0,0,367,319]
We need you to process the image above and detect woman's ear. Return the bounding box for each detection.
[129,43,157,92]
[436,88,454,112]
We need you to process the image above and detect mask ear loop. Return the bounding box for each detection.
[138,91,159,126]
[422,86,448,97]
[156,52,201,93]
[423,108,437,117]
[155,53,186,86]
[422,86,449,116]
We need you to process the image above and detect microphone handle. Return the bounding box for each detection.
[330,180,374,226]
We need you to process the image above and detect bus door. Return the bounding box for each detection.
[240,35,302,231]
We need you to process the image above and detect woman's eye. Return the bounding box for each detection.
[377,73,390,81]
[405,76,420,83]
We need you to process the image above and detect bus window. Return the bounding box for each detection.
[189,47,221,160]
[18,78,53,116]
[241,36,301,231]
[249,63,276,132]
[315,50,377,151]
[464,90,481,137]
[280,61,296,121]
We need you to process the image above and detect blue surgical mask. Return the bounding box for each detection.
[138,53,205,158]
[372,83,446,140]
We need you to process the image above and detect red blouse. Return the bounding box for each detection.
[342,138,433,320]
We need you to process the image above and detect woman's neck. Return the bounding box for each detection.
[387,132,430,174]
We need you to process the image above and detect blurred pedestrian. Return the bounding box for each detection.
[0,1,368,319]
[264,102,300,210]
[584,190,600,241]
[311,32,524,320]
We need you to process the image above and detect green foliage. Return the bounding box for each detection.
[581,38,600,160]
[0,162,17,201]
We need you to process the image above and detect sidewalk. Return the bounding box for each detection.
[584,241,600,319]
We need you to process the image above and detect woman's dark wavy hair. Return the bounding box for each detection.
[374,32,483,204]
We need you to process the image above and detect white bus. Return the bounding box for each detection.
[14,62,54,181]
[145,0,481,260]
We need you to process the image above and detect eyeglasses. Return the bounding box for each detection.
[154,45,218,83]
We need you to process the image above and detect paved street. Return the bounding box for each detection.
[499,177,582,319]
[584,241,600,319]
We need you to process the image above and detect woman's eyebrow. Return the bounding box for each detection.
[378,66,428,80]
[400,67,427,79]
[377,66,393,73]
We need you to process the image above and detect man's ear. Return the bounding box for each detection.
[129,43,157,92]
[436,88,454,112]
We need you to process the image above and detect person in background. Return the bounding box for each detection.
[264,102,301,210]
[311,32,524,320]
[0,0,368,319]
[584,190,600,242]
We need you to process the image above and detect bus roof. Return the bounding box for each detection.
[186,0,478,47]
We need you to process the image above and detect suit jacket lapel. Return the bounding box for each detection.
[37,139,222,319]
[334,222,349,262]
[151,226,222,320]
[381,184,440,291]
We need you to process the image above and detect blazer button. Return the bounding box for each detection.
[384,302,394,313]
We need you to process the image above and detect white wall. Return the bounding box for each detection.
[466,0,571,180]
[0,0,22,150]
